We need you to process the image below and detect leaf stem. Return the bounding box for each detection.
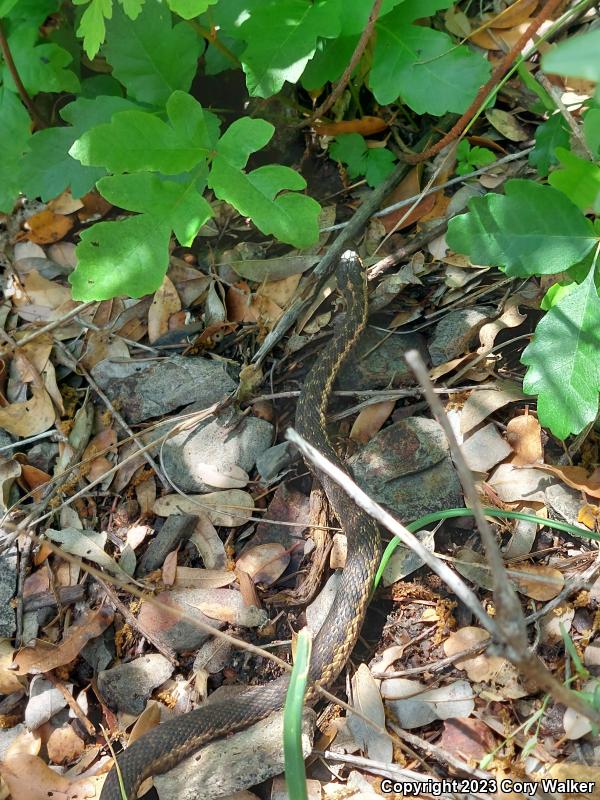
[0,19,45,129]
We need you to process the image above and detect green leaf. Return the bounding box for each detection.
[329,134,395,187]
[208,117,320,248]
[20,95,136,201]
[522,267,600,439]
[0,88,31,212]
[238,0,341,98]
[74,0,112,60]
[543,29,600,84]
[301,33,356,89]
[584,108,600,159]
[329,134,367,179]
[103,1,202,104]
[446,180,597,277]
[97,172,213,246]
[70,91,220,174]
[0,0,19,16]
[71,215,171,300]
[549,148,600,213]
[528,113,570,177]
[1,22,80,94]
[370,4,489,113]
[167,0,218,19]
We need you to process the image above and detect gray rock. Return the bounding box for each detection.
[0,548,17,637]
[255,442,295,482]
[162,407,273,493]
[137,514,197,576]
[338,326,427,389]
[26,441,59,472]
[545,483,586,527]
[90,356,236,424]
[349,418,463,522]
[97,654,173,715]
[429,306,495,366]
[154,708,315,800]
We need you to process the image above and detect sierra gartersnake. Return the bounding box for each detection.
[99,250,381,799]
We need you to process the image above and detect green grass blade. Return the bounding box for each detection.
[284,628,312,800]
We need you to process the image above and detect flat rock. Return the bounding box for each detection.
[429,306,495,366]
[137,514,198,576]
[0,548,17,637]
[461,423,512,473]
[255,442,295,482]
[90,356,236,424]
[162,407,273,493]
[337,327,427,389]
[154,708,316,800]
[349,417,463,521]
[97,654,173,715]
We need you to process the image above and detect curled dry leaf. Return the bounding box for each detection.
[13,606,114,675]
[162,549,179,586]
[153,489,255,527]
[350,400,395,444]
[174,567,235,589]
[0,640,25,694]
[382,678,475,729]
[0,753,97,800]
[189,514,227,568]
[23,208,74,244]
[506,413,543,465]
[191,461,249,490]
[148,275,182,344]
[348,663,393,763]
[314,116,388,136]
[0,385,55,436]
[236,543,290,586]
[460,380,525,435]
[510,563,564,601]
[528,463,600,499]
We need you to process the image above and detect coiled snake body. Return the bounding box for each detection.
[100,251,381,799]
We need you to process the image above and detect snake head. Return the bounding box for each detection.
[337,249,364,293]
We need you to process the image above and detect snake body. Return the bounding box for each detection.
[99,251,381,799]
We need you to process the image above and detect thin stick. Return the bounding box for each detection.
[0,20,45,129]
[299,0,384,128]
[286,427,496,633]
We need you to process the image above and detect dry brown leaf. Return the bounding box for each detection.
[350,400,395,444]
[81,330,130,370]
[153,489,255,527]
[0,753,97,800]
[23,209,74,244]
[315,116,388,136]
[19,463,51,501]
[236,543,290,586]
[379,167,436,232]
[506,413,543,465]
[81,428,117,482]
[46,724,85,765]
[578,503,600,530]
[511,563,564,601]
[174,567,235,589]
[470,20,533,50]
[0,640,25,694]
[18,269,74,311]
[135,477,156,515]
[128,701,162,744]
[47,190,84,215]
[480,0,538,29]
[162,549,179,586]
[148,275,182,343]
[13,606,114,674]
[0,385,55,436]
[77,190,113,222]
[529,463,600,498]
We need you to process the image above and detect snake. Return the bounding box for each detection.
[99,250,381,800]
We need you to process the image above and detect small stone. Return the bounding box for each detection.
[154,709,315,800]
[90,356,236,424]
[337,326,427,389]
[429,306,495,366]
[255,442,295,482]
[162,408,273,493]
[0,548,17,637]
[97,654,173,715]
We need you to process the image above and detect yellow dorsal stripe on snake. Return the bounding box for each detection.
[99,250,381,799]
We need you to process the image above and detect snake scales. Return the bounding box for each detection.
[99,250,381,799]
